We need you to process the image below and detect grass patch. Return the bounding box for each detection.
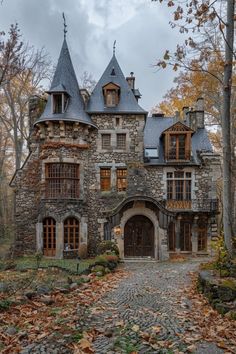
[12,256,94,273]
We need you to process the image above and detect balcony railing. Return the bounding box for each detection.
[164,199,219,212]
[192,199,219,212]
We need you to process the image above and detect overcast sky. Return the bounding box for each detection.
[0,0,184,113]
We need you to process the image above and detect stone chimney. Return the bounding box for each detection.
[175,111,180,123]
[28,95,47,132]
[126,72,135,90]
[186,108,196,130]
[195,97,204,129]
[80,89,90,107]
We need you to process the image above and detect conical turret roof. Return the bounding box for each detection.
[35,39,97,128]
[86,54,147,115]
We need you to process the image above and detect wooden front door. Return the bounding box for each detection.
[124,215,154,257]
[43,217,56,257]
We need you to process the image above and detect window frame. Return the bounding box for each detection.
[101,134,111,149]
[45,163,80,199]
[100,168,111,192]
[167,171,192,201]
[116,168,127,192]
[64,217,80,250]
[43,217,56,256]
[116,133,126,150]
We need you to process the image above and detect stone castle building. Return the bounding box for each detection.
[10,38,221,260]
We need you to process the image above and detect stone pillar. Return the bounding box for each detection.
[56,222,63,258]
[175,216,182,253]
[192,216,199,254]
[36,222,43,252]
[80,217,88,244]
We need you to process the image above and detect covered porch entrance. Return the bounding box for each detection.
[124,215,154,257]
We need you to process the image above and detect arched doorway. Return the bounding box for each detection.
[43,217,56,256]
[124,215,154,257]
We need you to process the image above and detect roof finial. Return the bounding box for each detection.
[113,40,116,55]
[62,12,67,39]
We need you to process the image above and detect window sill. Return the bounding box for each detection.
[42,198,82,202]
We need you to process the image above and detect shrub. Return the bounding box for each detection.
[95,255,108,265]
[104,254,119,263]
[97,241,119,256]
[78,243,88,259]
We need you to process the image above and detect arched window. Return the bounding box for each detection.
[43,217,56,256]
[64,217,79,250]
[168,222,176,251]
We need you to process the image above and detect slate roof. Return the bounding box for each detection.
[144,116,213,165]
[35,39,97,128]
[86,54,147,115]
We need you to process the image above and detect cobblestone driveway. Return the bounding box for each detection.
[87,259,223,354]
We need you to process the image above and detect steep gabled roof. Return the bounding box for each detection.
[86,54,147,115]
[34,39,97,128]
[162,121,194,134]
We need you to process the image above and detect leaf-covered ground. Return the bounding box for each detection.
[0,259,235,353]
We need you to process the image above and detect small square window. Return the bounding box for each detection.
[186,172,192,178]
[167,172,173,178]
[117,134,126,149]
[101,134,111,149]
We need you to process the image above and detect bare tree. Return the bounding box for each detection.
[0,43,51,170]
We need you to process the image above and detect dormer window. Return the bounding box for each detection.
[162,122,193,161]
[52,93,68,114]
[169,134,186,160]
[103,82,120,107]
[106,90,117,107]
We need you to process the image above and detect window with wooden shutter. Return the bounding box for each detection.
[100,168,111,191]
[45,163,79,199]
[117,168,127,191]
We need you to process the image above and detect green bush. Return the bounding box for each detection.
[97,241,119,256]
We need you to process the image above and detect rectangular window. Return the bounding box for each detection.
[117,169,127,192]
[45,163,79,199]
[117,134,126,149]
[100,168,111,191]
[101,134,111,149]
[167,171,192,201]
[53,94,63,114]
[168,134,187,160]
[145,148,158,158]
[106,90,117,107]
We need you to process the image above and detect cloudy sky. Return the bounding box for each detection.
[0,0,183,112]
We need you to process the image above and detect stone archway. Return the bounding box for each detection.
[124,215,154,257]
[118,206,161,260]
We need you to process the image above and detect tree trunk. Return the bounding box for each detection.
[222,0,235,256]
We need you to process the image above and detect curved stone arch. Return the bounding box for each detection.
[118,207,160,260]
[61,212,81,223]
[38,212,59,223]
